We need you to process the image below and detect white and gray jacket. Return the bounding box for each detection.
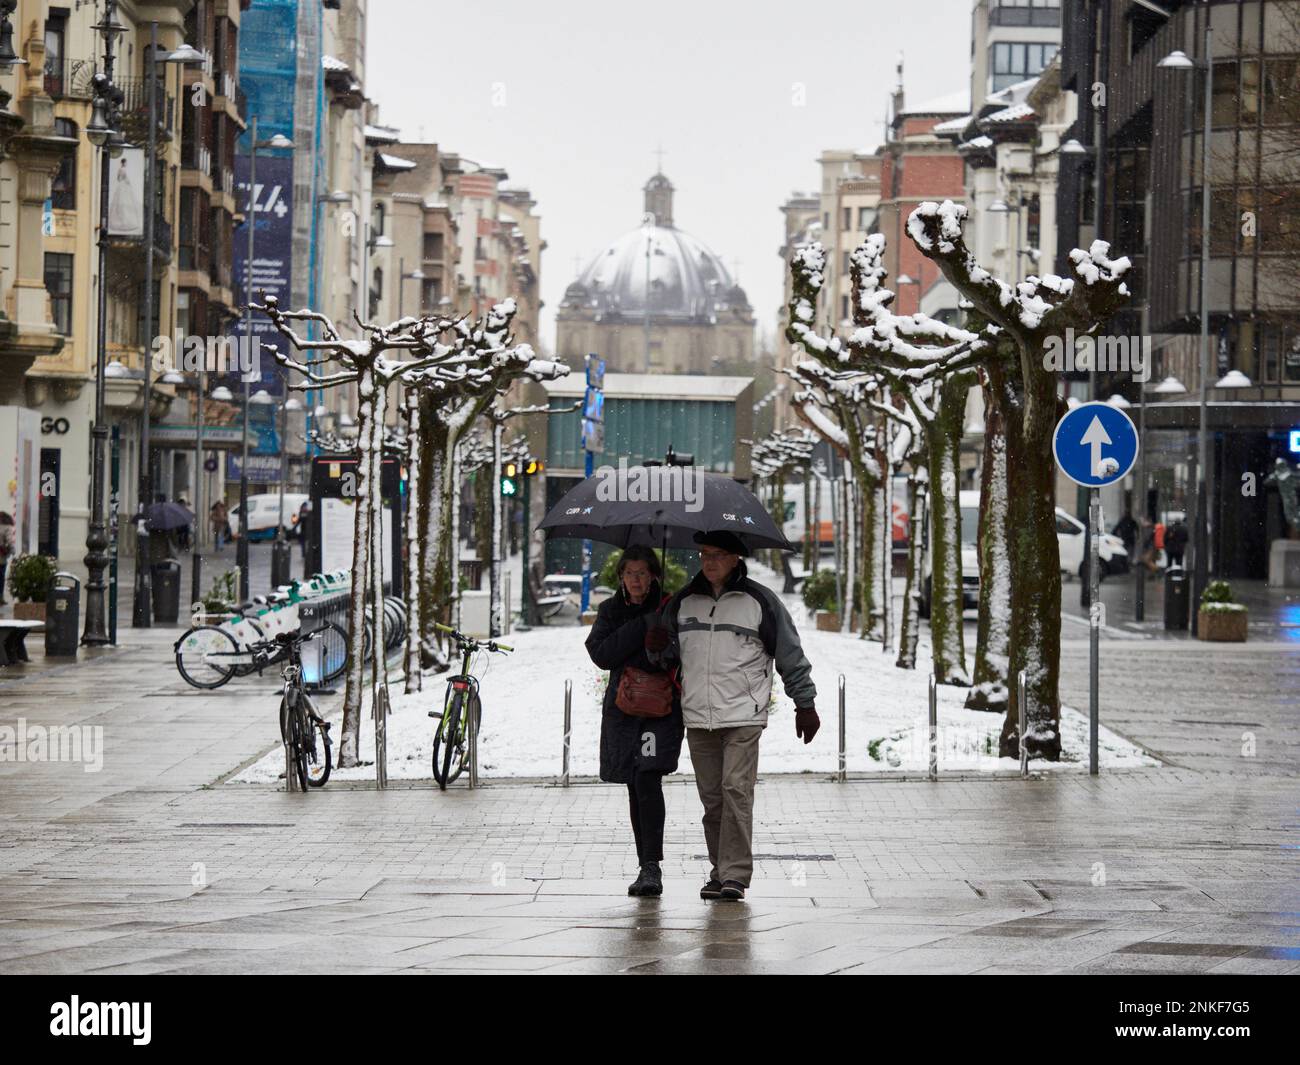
[655,562,817,730]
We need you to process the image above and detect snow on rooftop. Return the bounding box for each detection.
[983,102,1037,124]
[961,135,994,150]
[541,373,752,401]
[932,114,972,134]
[378,153,418,171]
[322,54,350,73]
[900,89,969,116]
[364,124,401,143]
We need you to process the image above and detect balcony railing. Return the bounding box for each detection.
[43,56,96,100]
[116,76,176,142]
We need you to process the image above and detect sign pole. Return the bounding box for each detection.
[1053,402,1140,780]
[1088,487,1101,777]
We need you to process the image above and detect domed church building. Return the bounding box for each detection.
[557,173,755,374]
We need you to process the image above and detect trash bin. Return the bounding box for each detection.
[45,572,80,656]
[152,559,182,623]
[1163,568,1189,631]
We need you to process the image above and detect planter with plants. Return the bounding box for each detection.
[7,554,58,623]
[1197,579,1248,642]
[802,569,860,631]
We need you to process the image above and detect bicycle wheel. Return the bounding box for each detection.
[176,626,240,689]
[317,621,351,685]
[432,690,462,790]
[279,695,310,792]
[231,617,266,676]
[447,691,481,785]
[302,694,331,787]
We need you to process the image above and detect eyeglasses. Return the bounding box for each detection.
[698,550,733,562]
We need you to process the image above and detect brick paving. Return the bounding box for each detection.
[0,607,1296,974]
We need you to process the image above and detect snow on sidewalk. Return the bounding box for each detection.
[230,562,1157,784]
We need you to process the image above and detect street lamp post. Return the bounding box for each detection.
[239,117,293,602]
[82,1,125,646]
[1160,21,1213,631]
[132,26,203,627]
[397,257,425,318]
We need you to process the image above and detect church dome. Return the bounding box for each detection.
[560,172,752,323]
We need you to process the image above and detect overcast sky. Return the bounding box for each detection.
[369,0,971,354]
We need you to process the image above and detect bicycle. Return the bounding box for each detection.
[173,616,363,690]
[276,629,332,790]
[429,621,512,790]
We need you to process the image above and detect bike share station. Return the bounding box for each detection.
[1052,401,1140,776]
[301,452,406,789]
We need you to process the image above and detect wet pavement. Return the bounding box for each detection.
[0,558,1296,974]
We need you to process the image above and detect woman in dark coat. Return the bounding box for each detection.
[585,545,683,897]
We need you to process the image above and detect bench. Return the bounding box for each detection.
[527,567,568,623]
[0,620,45,667]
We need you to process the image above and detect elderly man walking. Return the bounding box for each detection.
[647,530,818,902]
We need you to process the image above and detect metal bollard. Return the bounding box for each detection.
[928,673,938,782]
[467,689,478,790]
[561,679,572,787]
[1018,669,1028,779]
[837,674,846,783]
[375,686,389,790]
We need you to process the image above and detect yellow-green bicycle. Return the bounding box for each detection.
[429,622,512,789]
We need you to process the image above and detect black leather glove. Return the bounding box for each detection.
[795,707,820,744]
[644,623,670,653]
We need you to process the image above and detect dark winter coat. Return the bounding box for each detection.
[585,582,684,783]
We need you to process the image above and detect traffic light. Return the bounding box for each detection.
[501,461,518,497]
[524,459,544,476]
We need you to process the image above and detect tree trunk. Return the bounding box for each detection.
[403,391,423,693]
[966,376,1011,712]
[367,382,390,771]
[922,371,972,685]
[896,472,926,669]
[417,401,449,672]
[489,418,504,637]
[1000,365,1063,759]
[339,371,374,768]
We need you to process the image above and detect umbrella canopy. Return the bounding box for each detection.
[539,468,793,553]
[145,501,194,531]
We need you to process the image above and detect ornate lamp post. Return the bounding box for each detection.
[82,0,126,645]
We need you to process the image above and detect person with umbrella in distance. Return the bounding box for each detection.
[647,529,819,903]
[584,545,683,897]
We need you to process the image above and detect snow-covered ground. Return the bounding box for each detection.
[230,560,1158,785]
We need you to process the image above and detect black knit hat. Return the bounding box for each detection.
[693,529,749,557]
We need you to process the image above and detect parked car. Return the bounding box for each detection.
[919,490,981,618]
[1055,507,1130,578]
[229,493,310,541]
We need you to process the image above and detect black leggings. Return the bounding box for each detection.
[627,770,666,864]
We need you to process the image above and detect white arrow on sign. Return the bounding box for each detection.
[1080,415,1113,478]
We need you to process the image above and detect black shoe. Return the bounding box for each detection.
[719,880,746,901]
[699,878,723,900]
[628,862,662,897]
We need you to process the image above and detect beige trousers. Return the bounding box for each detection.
[686,725,763,887]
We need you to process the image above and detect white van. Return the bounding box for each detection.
[229,492,309,540]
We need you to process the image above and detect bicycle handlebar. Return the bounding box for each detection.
[433,621,512,654]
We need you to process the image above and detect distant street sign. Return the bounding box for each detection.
[1053,402,1139,488]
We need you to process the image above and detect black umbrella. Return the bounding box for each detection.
[145,501,194,531]
[539,468,793,553]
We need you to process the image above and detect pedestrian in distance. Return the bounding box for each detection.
[1112,511,1138,559]
[1165,515,1189,569]
[211,499,229,553]
[647,530,819,903]
[584,545,684,899]
[0,512,14,605]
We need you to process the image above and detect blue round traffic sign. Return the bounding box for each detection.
[1053,401,1139,488]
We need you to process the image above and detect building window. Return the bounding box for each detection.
[990,41,1057,91]
[44,253,73,335]
[1262,59,1300,125]
[50,118,77,209]
[858,206,873,229]
[43,10,67,96]
[990,0,1060,29]
[840,294,849,321]
[423,232,443,261]
[842,206,851,230]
